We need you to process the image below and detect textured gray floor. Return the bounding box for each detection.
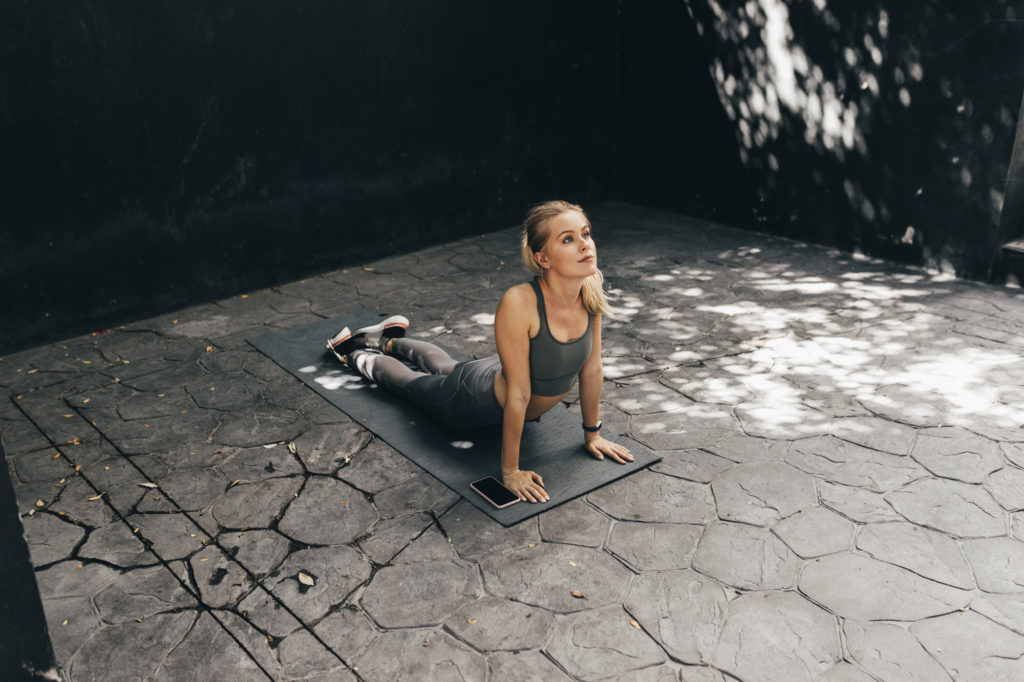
[3,202,1024,681]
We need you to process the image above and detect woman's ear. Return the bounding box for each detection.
[534,250,548,270]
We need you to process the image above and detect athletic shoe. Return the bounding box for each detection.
[351,315,409,350]
[326,326,355,364]
[326,315,409,361]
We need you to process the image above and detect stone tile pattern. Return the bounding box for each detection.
[3,202,1024,680]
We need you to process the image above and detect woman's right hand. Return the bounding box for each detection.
[503,469,548,503]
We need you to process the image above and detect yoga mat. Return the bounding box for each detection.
[248,312,660,525]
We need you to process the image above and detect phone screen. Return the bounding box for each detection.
[471,476,520,506]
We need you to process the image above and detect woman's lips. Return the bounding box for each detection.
[579,255,595,263]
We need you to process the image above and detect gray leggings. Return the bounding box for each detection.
[349,339,504,429]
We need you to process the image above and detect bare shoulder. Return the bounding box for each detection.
[498,282,536,311]
[496,282,539,336]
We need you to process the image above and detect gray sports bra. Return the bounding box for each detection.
[528,278,594,396]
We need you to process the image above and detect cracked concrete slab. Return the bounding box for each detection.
[712,591,841,682]
[691,521,800,590]
[800,551,971,620]
[545,605,667,680]
[361,560,478,628]
[624,570,730,664]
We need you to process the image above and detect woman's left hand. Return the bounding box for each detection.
[585,435,633,464]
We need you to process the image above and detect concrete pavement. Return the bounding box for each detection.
[3,202,1024,681]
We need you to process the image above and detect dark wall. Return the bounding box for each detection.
[617,1,755,226]
[4,1,1022,353]
[657,0,1024,278]
[0,0,618,353]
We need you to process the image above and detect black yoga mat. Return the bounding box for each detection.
[248,313,660,525]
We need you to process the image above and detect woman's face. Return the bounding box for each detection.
[536,210,598,278]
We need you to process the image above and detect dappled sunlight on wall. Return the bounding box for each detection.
[683,0,1024,280]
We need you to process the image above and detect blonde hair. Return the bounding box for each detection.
[520,200,610,316]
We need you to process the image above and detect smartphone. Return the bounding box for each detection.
[470,476,521,509]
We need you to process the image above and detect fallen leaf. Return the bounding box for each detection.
[362,266,376,272]
[528,543,536,548]
[230,480,241,487]
[288,442,297,454]
[570,590,587,599]
[28,368,39,374]
[63,414,73,418]
[74,465,81,471]
[61,619,68,626]
[139,482,158,489]
[104,465,110,470]
[135,618,143,623]
[27,509,35,516]
[88,493,104,501]
[172,319,178,324]
[76,564,83,569]
[422,638,429,647]
[72,437,81,446]
[241,294,249,298]
[205,345,214,352]
[467,618,478,624]
[200,557,210,562]
[82,399,90,404]
[629,618,641,630]
[35,500,45,508]
[298,572,315,586]
[53,452,61,459]
[568,560,577,567]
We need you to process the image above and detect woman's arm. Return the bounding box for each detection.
[578,315,633,463]
[495,286,549,502]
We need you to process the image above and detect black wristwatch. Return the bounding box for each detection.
[583,420,602,432]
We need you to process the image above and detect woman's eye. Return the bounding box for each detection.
[563,237,573,243]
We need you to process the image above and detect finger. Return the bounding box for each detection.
[533,484,549,501]
[606,446,630,462]
[607,450,628,463]
[532,473,544,487]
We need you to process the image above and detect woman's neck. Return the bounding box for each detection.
[539,273,584,309]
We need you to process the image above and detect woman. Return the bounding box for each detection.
[327,200,633,503]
